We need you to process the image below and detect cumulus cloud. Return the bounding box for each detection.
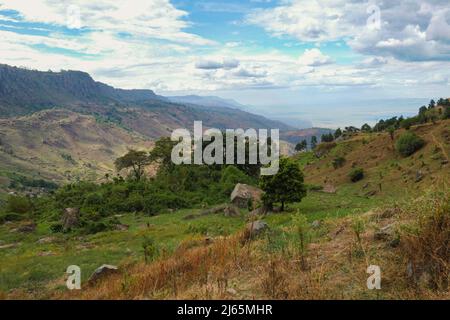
[246,0,450,62]
[298,49,333,66]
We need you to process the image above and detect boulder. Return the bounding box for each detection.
[18,222,36,233]
[62,208,80,231]
[37,237,56,244]
[245,220,268,238]
[248,206,268,218]
[88,264,119,284]
[115,224,129,231]
[230,184,263,209]
[311,220,321,228]
[223,204,240,217]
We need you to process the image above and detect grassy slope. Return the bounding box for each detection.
[0,120,449,299]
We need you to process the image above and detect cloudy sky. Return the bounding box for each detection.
[0,0,449,127]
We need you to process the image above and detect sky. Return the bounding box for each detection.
[0,0,449,128]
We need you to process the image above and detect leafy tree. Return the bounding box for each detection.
[361,123,372,132]
[332,156,346,169]
[259,157,307,211]
[295,140,307,152]
[321,133,334,143]
[114,149,150,181]
[444,106,450,119]
[149,137,177,172]
[428,99,436,109]
[334,128,342,139]
[310,136,317,149]
[395,132,425,157]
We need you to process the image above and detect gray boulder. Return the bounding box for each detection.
[245,220,268,238]
[230,184,263,209]
[88,264,119,284]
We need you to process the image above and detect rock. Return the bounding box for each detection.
[182,214,198,220]
[17,222,36,233]
[322,184,337,194]
[311,220,321,228]
[0,243,20,249]
[226,288,237,295]
[62,208,79,231]
[365,190,377,197]
[415,171,424,183]
[37,237,56,244]
[37,251,55,257]
[248,206,268,218]
[362,183,369,190]
[245,220,268,237]
[374,223,396,241]
[230,184,263,209]
[88,264,119,284]
[115,224,129,231]
[223,204,240,217]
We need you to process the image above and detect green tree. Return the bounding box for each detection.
[114,149,150,181]
[259,157,307,211]
[149,137,178,172]
[334,128,342,139]
[361,123,372,132]
[395,132,425,157]
[295,139,307,152]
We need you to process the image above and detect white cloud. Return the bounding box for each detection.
[298,48,333,66]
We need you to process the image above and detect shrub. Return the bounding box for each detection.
[50,223,64,233]
[5,195,32,214]
[395,132,425,157]
[349,168,364,182]
[0,212,23,224]
[332,156,346,169]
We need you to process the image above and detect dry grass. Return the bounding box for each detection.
[54,188,449,300]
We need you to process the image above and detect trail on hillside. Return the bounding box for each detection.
[431,132,449,162]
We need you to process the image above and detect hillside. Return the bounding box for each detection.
[0,64,293,135]
[0,109,153,194]
[0,119,448,299]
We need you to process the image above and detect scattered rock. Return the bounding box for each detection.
[311,220,322,228]
[37,251,55,257]
[322,184,337,194]
[441,159,449,165]
[17,222,36,233]
[88,264,119,284]
[362,182,369,190]
[226,288,237,295]
[115,224,129,231]
[415,171,424,183]
[374,223,396,241]
[365,190,377,197]
[0,243,20,249]
[182,214,198,220]
[245,220,268,238]
[62,208,80,231]
[230,183,263,209]
[223,204,240,217]
[379,208,399,219]
[37,237,56,244]
[248,206,268,218]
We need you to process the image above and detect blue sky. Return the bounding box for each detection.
[0,0,449,128]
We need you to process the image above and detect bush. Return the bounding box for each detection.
[349,168,364,182]
[0,212,23,224]
[332,156,346,169]
[5,195,32,214]
[395,132,425,157]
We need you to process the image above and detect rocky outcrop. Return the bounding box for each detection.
[230,184,263,209]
